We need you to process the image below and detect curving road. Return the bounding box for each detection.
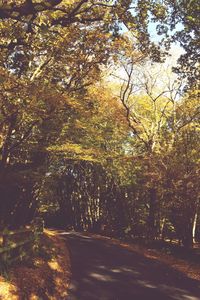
[63,232,200,300]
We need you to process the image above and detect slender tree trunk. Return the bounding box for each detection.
[160,217,166,240]
[0,148,10,168]
[192,211,198,244]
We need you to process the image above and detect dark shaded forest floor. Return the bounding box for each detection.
[0,229,71,300]
[65,231,200,300]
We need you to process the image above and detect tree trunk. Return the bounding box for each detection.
[160,217,166,240]
[182,222,193,248]
[148,187,157,240]
[192,211,198,244]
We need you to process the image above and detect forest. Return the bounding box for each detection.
[0,0,199,252]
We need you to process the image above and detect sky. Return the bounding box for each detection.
[103,44,185,102]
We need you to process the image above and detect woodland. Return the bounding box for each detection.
[0,0,199,249]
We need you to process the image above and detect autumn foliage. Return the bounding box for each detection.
[0,0,199,252]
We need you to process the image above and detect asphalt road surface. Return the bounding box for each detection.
[63,232,200,300]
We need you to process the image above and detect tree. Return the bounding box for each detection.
[160,90,200,246]
[35,82,132,233]
[0,1,199,247]
[148,0,199,87]
[0,1,141,230]
[110,56,181,237]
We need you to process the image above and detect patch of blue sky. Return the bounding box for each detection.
[118,1,184,45]
[148,21,184,44]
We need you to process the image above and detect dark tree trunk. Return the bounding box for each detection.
[148,187,157,240]
[182,220,194,248]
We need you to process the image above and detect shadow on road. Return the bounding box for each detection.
[61,232,200,300]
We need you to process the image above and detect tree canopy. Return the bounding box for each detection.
[0,0,199,248]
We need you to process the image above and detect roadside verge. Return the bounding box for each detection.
[0,229,71,300]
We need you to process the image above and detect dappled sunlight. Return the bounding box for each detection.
[0,231,71,300]
[110,268,121,273]
[136,279,157,289]
[33,258,43,268]
[97,265,107,270]
[67,232,200,300]
[57,232,74,235]
[158,285,200,300]
[29,293,39,300]
[120,267,140,275]
[89,272,115,282]
[54,276,68,299]
[183,297,200,300]
[0,278,18,300]
[48,260,62,273]
[87,233,200,283]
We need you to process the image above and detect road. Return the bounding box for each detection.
[63,232,200,300]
